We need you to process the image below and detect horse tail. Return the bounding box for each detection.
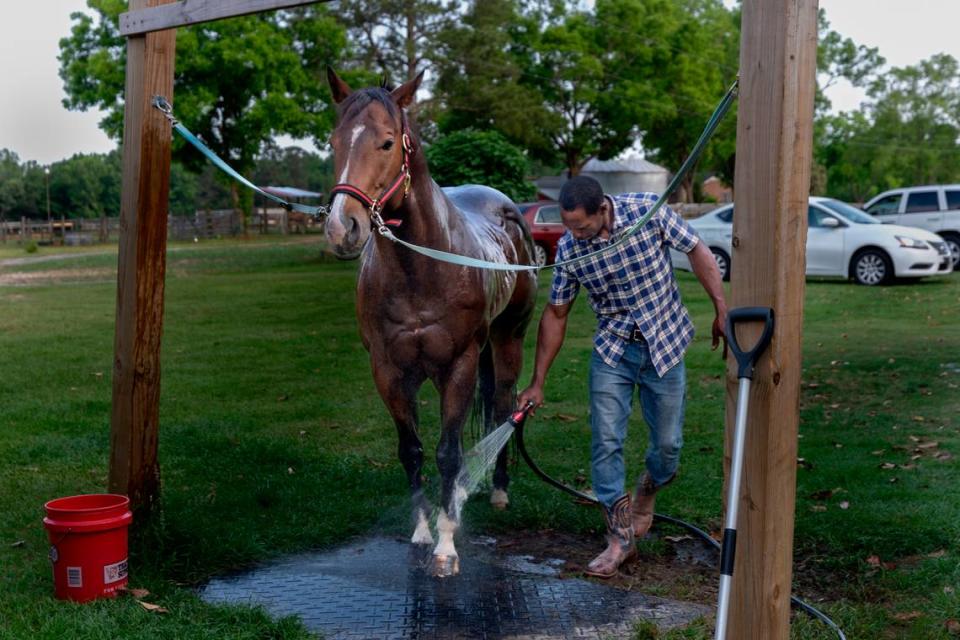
[503,204,537,265]
[470,342,497,444]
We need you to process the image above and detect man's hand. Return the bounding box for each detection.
[517,385,545,417]
[711,306,728,360]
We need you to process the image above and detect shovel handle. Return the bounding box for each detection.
[725,307,775,380]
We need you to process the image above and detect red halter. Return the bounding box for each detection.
[329,123,413,227]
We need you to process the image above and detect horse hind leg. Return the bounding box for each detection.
[477,344,509,510]
[490,332,526,510]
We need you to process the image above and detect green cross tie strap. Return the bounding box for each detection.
[155,79,737,272]
[375,79,739,272]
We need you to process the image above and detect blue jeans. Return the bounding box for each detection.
[588,341,686,508]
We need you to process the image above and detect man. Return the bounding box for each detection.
[517,176,727,578]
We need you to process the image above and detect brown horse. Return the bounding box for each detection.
[323,69,538,577]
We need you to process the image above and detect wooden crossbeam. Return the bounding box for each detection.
[119,0,332,36]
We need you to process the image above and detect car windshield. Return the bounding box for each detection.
[818,198,879,224]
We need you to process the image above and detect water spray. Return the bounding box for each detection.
[456,403,534,500]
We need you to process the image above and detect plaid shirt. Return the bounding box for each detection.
[549,192,700,377]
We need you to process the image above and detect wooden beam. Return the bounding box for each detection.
[726,0,818,637]
[108,0,178,514]
[119,0,332,36]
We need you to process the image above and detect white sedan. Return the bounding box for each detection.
[671,197,953,285]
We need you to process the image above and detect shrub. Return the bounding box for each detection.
[425,129,535,202]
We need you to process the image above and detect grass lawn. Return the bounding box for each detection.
[0,236,958,639]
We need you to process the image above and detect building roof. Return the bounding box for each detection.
[581,156,668,174]
[260,186,323,200]
[533,175,567,201]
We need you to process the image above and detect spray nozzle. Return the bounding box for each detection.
[510,402,535,425]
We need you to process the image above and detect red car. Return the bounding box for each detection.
[519,201,565,266]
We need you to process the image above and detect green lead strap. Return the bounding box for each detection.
[378,79,739,272]
[153,97,322,216]
[155,79,738,273]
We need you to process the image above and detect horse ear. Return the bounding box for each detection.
[390,70,425,109]
[327,66,353,104]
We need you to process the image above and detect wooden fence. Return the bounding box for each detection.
[0,208,321,245]
[1,204,711,247]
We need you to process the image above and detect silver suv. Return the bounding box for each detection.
[863,186,960,270]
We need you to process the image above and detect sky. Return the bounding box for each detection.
[1,0,958,165]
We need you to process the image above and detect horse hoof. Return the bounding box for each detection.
[490,489,509,510]
[411,526,434,546]
[431,554,460,578]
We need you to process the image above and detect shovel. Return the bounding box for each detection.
[715,306,775,640]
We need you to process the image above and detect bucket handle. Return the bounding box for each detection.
[47,527,72,562]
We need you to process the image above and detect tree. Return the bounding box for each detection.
[528,0,686,176]
[49,152,121,219]
[435,0,744,185]
[432,0,560,164]
[337,0,454,87]
[816,9,885,115]
[0,150,26,221]
[817,54,960,202]
[59,2,347,222]
[639,0,739,202]
[425,129,535,202]
[252,145,333,196]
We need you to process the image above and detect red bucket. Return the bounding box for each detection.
[43,494,133,602]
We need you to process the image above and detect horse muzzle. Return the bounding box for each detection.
[324,208,370,260]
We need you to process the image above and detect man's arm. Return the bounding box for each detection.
[687,240,729,354]
[517,302,572,414]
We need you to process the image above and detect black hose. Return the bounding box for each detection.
[513,417,846,640]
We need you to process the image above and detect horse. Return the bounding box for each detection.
[323,68,538,577]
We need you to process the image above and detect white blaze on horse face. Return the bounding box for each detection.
[433,510,459,559]
[329,124,367,225]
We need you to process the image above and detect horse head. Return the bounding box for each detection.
[324,68,424,259]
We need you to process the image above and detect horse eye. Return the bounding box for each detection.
[381,140,395,151]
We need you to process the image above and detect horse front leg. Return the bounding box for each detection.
[432,346,480,577]
[371,360,432,545]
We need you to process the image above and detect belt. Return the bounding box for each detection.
[629,327,645,342]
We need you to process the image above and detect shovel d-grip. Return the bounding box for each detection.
[726,306,775,380]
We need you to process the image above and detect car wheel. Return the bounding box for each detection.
[941,232,960,271]
[711,248,731,282]
[851,249,893,286]
[533,243,548,267]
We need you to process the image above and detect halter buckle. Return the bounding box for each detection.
[370,203,389,236]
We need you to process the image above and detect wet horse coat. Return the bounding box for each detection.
[324,70,537,576]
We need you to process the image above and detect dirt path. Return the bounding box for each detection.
[0,251,113,268]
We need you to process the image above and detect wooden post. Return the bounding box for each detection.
[108,0,178,514]
[725,0,818,637]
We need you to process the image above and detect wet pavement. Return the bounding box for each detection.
[200,535,713,639]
